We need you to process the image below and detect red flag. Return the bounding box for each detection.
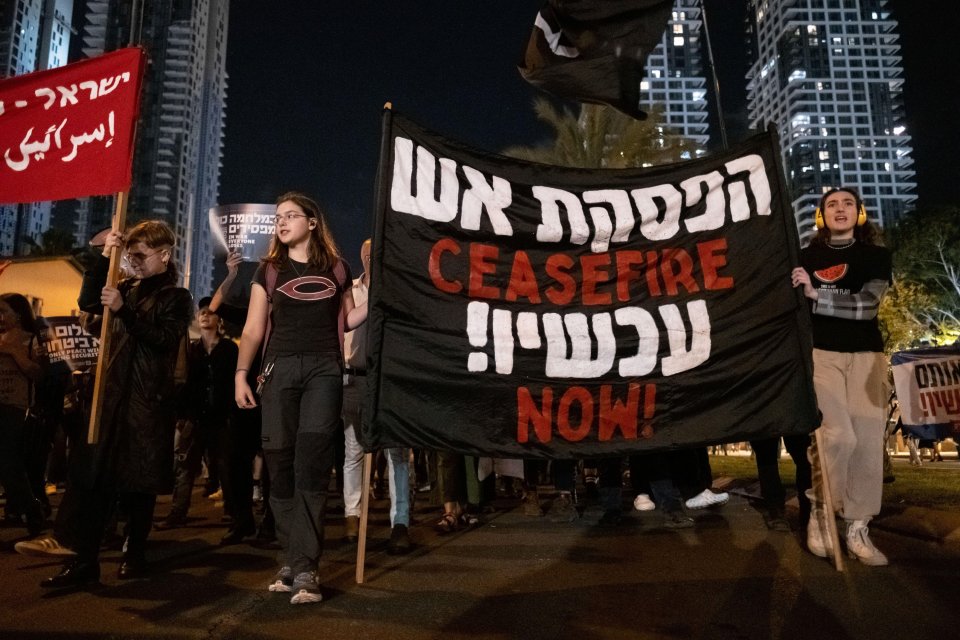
[0,48,146,203]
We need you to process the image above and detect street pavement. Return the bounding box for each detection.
[2,463,959,640]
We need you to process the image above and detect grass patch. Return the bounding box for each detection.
[708,454,960,511]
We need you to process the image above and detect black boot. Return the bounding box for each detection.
[41,561,100,589]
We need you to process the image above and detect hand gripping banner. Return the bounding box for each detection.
[362,111,819,458]
[0,48,146,203]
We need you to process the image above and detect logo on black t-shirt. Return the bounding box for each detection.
[276,276,337,301]
[813,264,848,284]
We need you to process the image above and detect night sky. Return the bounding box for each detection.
[219,1,958,266]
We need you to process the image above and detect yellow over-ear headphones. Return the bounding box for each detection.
[814,199,868,229]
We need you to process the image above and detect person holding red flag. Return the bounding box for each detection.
[41,221,192,589]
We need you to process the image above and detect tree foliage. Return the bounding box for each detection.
[24,227,78,256]
[502,98,698,169]
[881,205,960,348]
[21,227,99,270]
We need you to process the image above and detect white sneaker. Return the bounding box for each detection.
[633,493,656,512]
[685,489,729,510]
[845,520,889,566]
[806,509,834,558]
[14,536,76,557]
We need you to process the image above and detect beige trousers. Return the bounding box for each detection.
[809,349,888,521]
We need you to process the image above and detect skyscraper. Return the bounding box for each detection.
[0,0,74,255]
[77,0,229,297]
[746,0,915,242]
[640,0,711,154]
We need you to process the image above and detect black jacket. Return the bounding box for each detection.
[78,256,193,494]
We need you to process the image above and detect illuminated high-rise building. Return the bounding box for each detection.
[746,0,915,242]
[0,0,74,255]
[640,0,711,154]
[76,0,229,296]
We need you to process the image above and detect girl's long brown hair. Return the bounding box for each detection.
[262,191,340,271]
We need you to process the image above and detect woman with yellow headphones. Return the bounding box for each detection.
[790,187,892,566]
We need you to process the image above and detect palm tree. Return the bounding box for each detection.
[22,227,100,269]
[503,98,698,169]
[24,228,78,256]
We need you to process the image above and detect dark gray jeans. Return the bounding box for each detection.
[260,351,341,575]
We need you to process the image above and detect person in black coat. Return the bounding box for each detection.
[41,220,193,589]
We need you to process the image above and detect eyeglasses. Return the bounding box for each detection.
[274,213,309,225]
[125,249,164,264]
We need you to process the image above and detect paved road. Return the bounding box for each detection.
[2,482,959,639]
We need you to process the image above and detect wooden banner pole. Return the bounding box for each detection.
[355,452,374,584]
[87,190,129,444]
[813,430,845,571]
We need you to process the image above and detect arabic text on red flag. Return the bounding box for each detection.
[0,48,146,203]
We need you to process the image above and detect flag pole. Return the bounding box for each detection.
[699,0,729,151]
[812,432,845,571]
[355,101,394,584]
[87,190,129,444]
[355,452,373,584]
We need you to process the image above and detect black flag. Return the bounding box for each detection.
[362,111,819,458]
[518,0,673,120]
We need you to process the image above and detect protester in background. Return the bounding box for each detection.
[209,250,275,544]
[27,316,71,517]
[158,297,254,544]
[518,458,578,522]
[630,453,694,529]
[749,435,811,532]
[14,313,101,559]
[672,448,729,510]
[436,452,496,530]
[793,186,892,566]
[40,220,193,588]
[234,192,366,605]
[339,241,368,544]
[0,293,47,538]
[342,239,412,554]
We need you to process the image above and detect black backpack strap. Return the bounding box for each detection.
[261,263,278,361]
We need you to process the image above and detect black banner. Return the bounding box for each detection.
[39,316,100,371]
[363,111,818,458]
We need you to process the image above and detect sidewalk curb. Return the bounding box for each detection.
[873,506,960,544]
[716,476,960,545]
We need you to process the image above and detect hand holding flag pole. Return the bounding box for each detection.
[87,191,129,444]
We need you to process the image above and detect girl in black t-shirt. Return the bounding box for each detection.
[234,192,367,605]
[791,187,891,567]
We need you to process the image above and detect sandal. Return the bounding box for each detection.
[459,512,480,528]
[434,512,460,534]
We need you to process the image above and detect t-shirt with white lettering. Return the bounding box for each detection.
[800,241,891,353]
